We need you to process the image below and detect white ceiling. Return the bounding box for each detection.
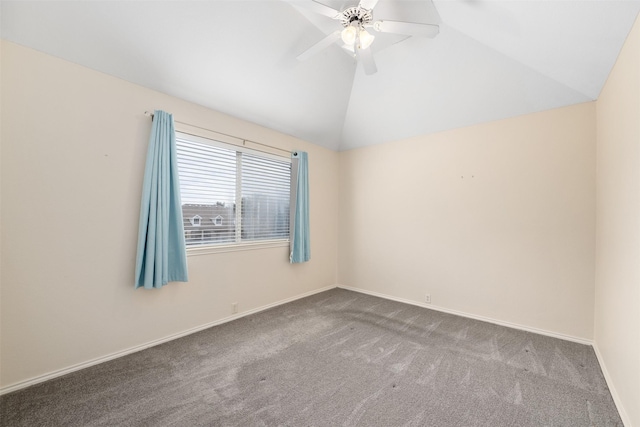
[2,1,639,151]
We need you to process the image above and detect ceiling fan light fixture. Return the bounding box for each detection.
[298,0,439,74]
[359,29,375,49]
[341,25,357,45]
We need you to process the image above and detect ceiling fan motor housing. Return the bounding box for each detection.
[340,7,373,29]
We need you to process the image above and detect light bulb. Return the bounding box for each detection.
[359,29,375,49]
[341,25,357,45]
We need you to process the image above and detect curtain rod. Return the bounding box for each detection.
[144,111,291,155]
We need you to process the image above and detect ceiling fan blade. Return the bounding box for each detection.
[297,30,342,61]
[373,20,439,38]
[357,46,377,75]
[301,0,342,19]
[358,0,380,10]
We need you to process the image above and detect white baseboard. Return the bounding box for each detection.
[0,285,338,396]
[1,284,599,397]
[592,343,632,427]
[337,285,593,346]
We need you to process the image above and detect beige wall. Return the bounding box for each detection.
[0,41,339,388]
[338,103,597,341]
[595,15,640,427]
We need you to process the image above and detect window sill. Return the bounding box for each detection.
[186,240,289,256]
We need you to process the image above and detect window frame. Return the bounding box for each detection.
[175,131,291,256]
[190,215,202,227]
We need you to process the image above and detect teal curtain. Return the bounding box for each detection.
[290,151,310,263]
[135,110,188,288]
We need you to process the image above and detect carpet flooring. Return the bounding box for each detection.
[0,288,622,426]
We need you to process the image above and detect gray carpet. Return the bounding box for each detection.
[0,288,622,426]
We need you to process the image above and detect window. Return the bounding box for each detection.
[176,132,290,248]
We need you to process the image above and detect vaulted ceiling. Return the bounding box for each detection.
[2,1,639,151]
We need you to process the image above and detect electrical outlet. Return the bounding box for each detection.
[232,302,238,314]
[425,294,431,304]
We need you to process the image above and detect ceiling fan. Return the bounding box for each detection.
[296,0,440,75]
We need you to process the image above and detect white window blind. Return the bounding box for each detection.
[175,132,290,248]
